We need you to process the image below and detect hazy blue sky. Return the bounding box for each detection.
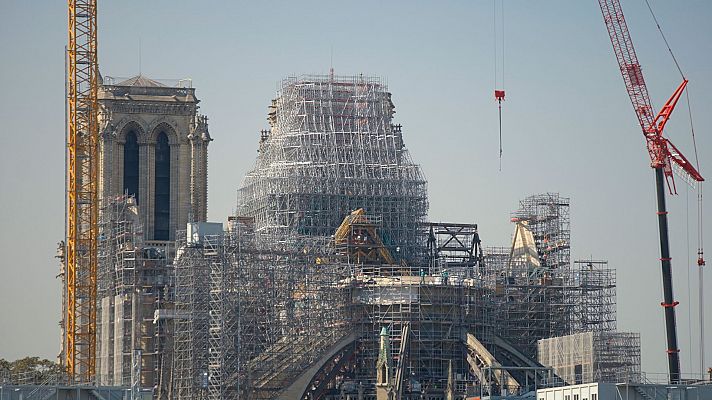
[1,1,710,376]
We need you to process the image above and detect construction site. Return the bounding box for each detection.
[37,70,684,399]
[55,73,641,399]
[1,1,711,400]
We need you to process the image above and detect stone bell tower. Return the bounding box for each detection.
[98,75,211,242]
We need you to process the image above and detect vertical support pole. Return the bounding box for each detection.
[655,167,681,383]
[699,255,705,377]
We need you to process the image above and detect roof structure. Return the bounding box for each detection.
[115,75,166,87]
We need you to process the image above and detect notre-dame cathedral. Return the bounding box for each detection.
[99,75,210,242]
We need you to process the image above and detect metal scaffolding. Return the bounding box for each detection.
[478,194,632,389]
[237,74,428,263]
[339,218,492,397]
[511,193,571,271]
[101,181,626,398]
[347,275,492,396]
[537,331,641,385]
[483,193,575,359]
[118,73,635,399]
[96,195,173,396]
[171,229,210,400]
[171,219,352,400]
[470,194,642,397]
[572,259,617,334]
[168,210,499,399]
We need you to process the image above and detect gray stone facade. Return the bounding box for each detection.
[98,75,210,242]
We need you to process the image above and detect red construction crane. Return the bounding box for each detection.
[597,0,704,383]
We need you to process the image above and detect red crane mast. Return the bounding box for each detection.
[597,0,704,383]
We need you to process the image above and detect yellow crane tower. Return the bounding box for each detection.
[65,0,99,383]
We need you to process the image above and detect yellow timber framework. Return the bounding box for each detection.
[66,0,99,383]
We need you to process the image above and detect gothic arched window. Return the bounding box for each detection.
[154,132,170,240]
[123,131,139,201]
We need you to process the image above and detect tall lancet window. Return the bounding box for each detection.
[123,131,139,201]
[154,132,170,240]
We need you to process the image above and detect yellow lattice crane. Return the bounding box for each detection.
[65,0,99,383]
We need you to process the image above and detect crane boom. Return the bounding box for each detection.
[598,0,704,384]
[599,1,703,190]
[599,0,655,129]
[66,0,99,383]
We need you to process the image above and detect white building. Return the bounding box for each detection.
[537,382,712,400]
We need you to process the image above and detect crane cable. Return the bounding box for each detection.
[646,0,706,375]
[493,0,505,171]
[643,0,684,80]
[687,87,705,376]
[498,96,503,171]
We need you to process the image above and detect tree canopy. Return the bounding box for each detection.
[0,357,62,384]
